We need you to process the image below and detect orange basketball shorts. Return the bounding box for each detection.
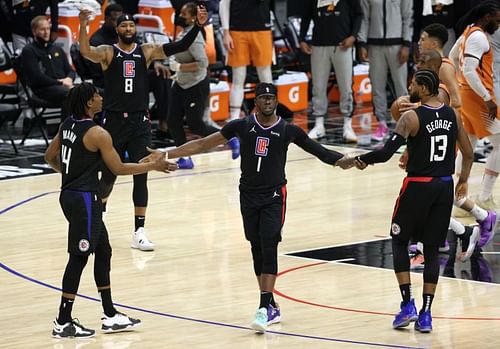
[227,30,273,67]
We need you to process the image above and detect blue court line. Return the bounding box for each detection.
[0,261,424,349]
[0,158,426,349]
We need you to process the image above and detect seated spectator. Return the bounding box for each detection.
[21,15,75,112]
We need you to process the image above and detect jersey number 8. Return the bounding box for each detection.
[124,78,133,93]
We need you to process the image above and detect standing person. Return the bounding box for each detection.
[167,2,220,169]
[143,83,344,333]
[45,83,176,338]
[219,0,273,121]
[357,0,413,141]
[337,69,474,332]
[451,1,500,210]
[78,7,208,251]
[299,0,363,143]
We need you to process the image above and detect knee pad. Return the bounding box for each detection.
[250,240,263,276]
[62,254,89,294]
[261,240,278,275]
[392,237,410,273]
[132,173,148,207]
[423,244,440,284]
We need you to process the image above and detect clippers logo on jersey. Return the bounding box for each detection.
[255,137,270,156]
[123,60,136,77]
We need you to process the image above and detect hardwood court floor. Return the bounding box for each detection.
[1,146,499,349]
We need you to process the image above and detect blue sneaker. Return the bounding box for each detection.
[415,311,432,333]
[267,304,281,325]
[228,137,240,160]
[250,307,268,333]
[176,157,194,169]
[392,299,418,329]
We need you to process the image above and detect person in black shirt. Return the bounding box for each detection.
[143,82,344,333]
[21,15,75,110]
[78,7,208,251]
[338,70,474,333]
[299,0,363,143]
[44,82,176,339]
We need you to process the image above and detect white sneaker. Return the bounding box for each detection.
[343,118,357,143]
[131,227,155,251]
[308,124,326,139]
[101,312,141,333]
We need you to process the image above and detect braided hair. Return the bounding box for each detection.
[414,69,440,96]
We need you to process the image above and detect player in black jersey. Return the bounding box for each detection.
[338,70,474,333]
[45,83,176,339]
[143,82,344,333]
[78,7,208,251]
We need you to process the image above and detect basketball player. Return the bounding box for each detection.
[45,83,176,338]
[337,69,474,332]
[451,1,500,211]
[78,7,208,251]
[142,82,344,333]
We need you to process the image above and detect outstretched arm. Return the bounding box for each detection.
[291,125,343,165]
[167,132,228,159]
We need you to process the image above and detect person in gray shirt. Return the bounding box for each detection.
[167,2,220,169]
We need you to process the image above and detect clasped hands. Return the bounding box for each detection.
[335,154,369,170]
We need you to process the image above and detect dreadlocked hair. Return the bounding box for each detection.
[64,82,99,120]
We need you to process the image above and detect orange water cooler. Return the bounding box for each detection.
[209,81,230,121]
[55,6,103,42]
[275,72,309,112]
[138,0,175,36]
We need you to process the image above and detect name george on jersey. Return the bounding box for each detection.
[62,129,77,143]
[425,119,452,134]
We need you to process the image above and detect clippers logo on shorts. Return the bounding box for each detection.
[123,60,136,78]
[391,223,401,235]
[255,136,270,156]
[78,239,90,252]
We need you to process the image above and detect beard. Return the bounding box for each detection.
[35,36,49,45]
[118,32,137,45]
[409,91,421,103]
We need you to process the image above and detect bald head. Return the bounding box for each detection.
[417,49,442,74]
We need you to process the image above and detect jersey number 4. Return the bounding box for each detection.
[61,144,72,174]
[430,135,447,162]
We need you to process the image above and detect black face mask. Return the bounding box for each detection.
[175,16,191,28]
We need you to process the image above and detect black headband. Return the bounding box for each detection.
[116,14,135,26]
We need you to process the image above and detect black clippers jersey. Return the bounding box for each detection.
[103,44,148,112]
[406,104,457,177]
[60,118,102,191]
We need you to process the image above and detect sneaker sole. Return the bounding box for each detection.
[392,315,418,329]
[101,321,142,333]
[267,316,281,325]
[250,321,267,333]
[415,325,432,333]
[52,332,96,339]
[131,243,155,251]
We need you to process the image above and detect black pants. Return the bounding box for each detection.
[167,77,218,146]
[33,84,70,117]
[148,71,171,125]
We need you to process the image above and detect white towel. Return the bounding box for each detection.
[423,0,454,16]
[317,0,339,9]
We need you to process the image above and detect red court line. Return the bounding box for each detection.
[275,262,500,321]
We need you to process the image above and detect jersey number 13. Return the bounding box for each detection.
[430,135,447,162]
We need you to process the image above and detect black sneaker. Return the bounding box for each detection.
[457,225,480,262]
[52,318,95,338]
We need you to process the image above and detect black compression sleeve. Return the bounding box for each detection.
[359,133,406,165]
[291,125,343,164]
[162,25,201,56]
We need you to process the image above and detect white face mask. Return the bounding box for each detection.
[317,0,339,8]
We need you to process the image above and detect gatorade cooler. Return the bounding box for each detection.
[55,6,103,41]
[209,81,230,121]
[275,72,308,112]
[328,63,372,105]
[0,69,16,84]
[138,0,175,36]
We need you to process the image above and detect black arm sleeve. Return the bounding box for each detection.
[299,1,313,42]
[359,133,406,165]
[291,125,343,165]
[162,25,201,56]
[351,0,363,38]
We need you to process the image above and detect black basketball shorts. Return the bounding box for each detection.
[391,176,453,246]
[102,110,152,162]
[240,185,287,243]
[59,190,105,256]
